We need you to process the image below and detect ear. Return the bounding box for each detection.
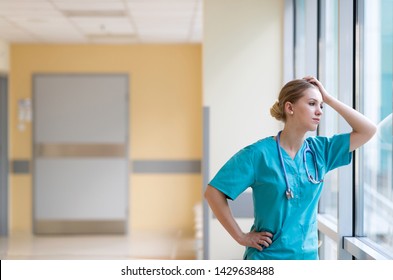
[284,101,294,115]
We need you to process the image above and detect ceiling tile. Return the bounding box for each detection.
[71,17,135,35]
[13,19,82,41]
[0,0,203,43]
[0,17,39,42]
[0,0,54,11]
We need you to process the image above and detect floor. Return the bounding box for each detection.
[0,230,198,260]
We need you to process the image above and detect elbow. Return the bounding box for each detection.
[372,123,377,135]
[367,123,378,140]
[360,121,378,142]
[362,123,377,144]
[350,123,378,152]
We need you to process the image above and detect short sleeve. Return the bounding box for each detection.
[208,146,256,200]
[309,133,352,172]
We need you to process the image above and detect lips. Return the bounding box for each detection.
[312,118,320,123]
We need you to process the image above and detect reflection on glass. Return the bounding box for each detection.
[318,0,339,221]
[294,0,306,77]
[319,233,337,260]
[361,0,393,254]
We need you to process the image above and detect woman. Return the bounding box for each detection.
[204,76,377,260]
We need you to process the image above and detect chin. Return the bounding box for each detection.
[308,126,318,132]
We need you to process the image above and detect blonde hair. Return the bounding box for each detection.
[270,79,317,122]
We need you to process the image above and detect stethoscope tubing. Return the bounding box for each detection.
[276,131,323,200]
[276,131,294,199]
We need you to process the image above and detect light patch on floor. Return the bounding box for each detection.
[0,230,197,260]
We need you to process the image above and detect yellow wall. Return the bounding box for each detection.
[9,44,202,234]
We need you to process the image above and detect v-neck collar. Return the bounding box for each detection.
[280,143,305,161]
[272,134,306,161]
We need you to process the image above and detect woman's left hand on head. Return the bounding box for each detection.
[303,76,332,103]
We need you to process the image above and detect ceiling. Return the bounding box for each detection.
[0,0,203,44]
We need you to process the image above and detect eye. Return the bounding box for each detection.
[309,102,315,106]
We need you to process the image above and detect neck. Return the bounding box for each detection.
[278,127,306,155]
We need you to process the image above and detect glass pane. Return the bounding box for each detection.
[318,0,339,222]
[318,233,338,260]
[294,0,306,77]
[361,0,393,254]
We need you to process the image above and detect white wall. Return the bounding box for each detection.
[203,0,284,259]
[0,40,9,73]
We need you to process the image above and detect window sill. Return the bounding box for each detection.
[343,237,393,260]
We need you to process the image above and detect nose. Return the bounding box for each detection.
[316,107,323,116]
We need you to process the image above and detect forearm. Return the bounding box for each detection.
[204,185,273,250]
[304,76,377,151]
[325,96,377,151]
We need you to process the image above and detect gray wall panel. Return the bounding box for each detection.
[132,160,201,174]
[0,75,8,236]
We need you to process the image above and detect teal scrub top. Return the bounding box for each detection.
[209,133,352,260]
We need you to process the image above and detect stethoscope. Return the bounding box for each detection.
[276,131,323,200]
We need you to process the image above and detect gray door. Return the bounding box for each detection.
[33,74,129,234]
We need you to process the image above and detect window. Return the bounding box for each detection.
[294,0,306,77]
[318,0,339,222]
[294,0,317,78]
[287,0,392,259]
[319,232,338,260]
[317,0,340,259]
[358,0,393,256]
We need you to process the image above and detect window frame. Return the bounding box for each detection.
[284,0,393,260]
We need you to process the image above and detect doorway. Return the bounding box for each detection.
[33,74,129,234]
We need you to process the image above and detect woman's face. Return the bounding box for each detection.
[290,87,323,131]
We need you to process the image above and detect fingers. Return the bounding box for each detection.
[303,75,317,81]
[257,239,271,250]
[303,76,319,86]
[303,76,329,97]
[245,231,274,251]
[262,231,274,238]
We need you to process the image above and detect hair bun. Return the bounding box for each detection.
[270,100,283,121]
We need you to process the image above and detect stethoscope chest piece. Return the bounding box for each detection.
[285,189,294,200]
